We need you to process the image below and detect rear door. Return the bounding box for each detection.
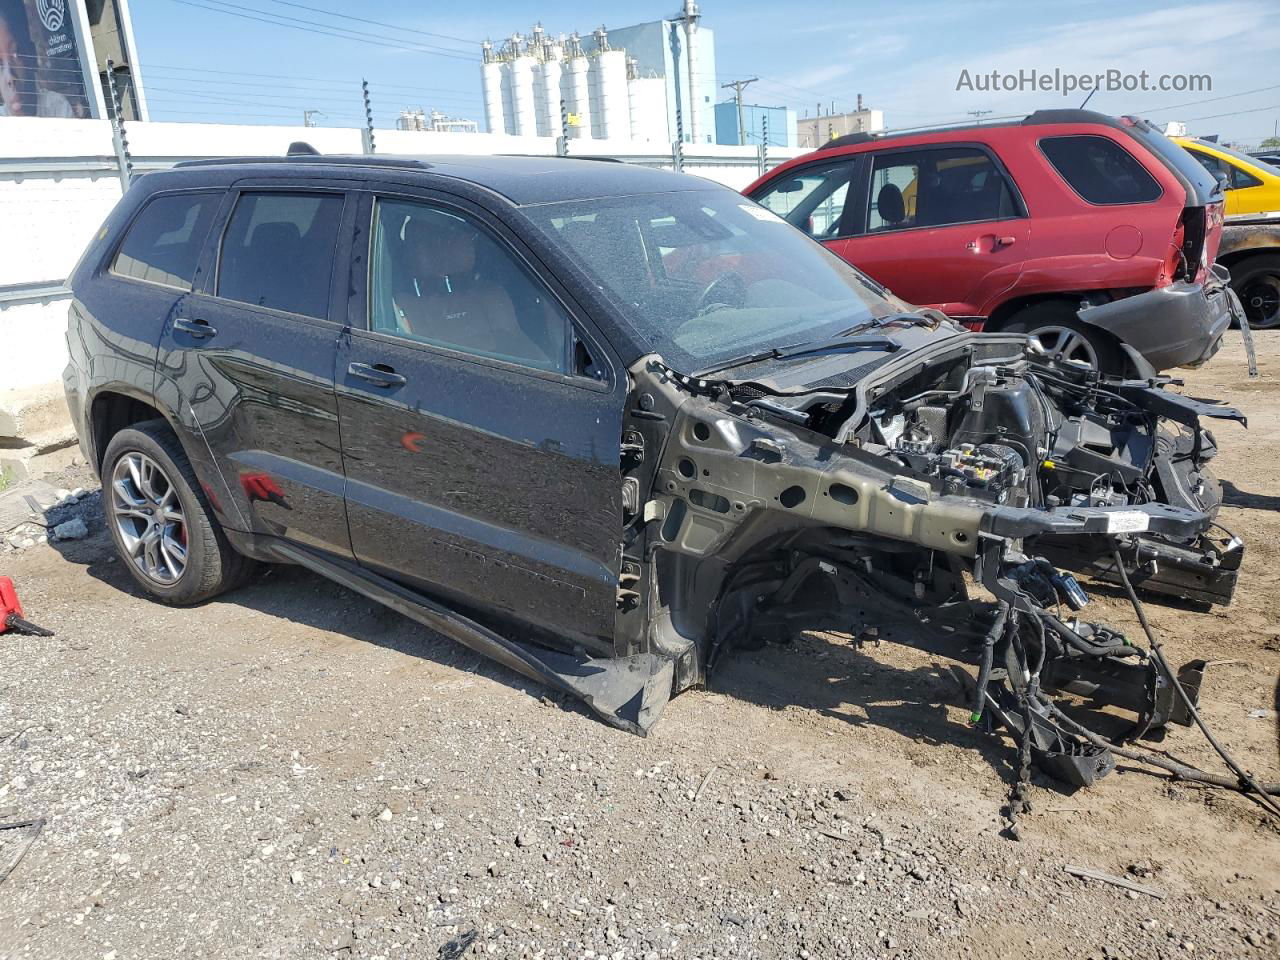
[155,183,356,557]
[335,189,624,653]
[828,145,1029,316]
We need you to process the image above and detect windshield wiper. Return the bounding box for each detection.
[835,312,937,337]
[694,334,900,378]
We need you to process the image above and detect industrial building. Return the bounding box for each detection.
[713,102,796,147]
[396,109,479,134]
[480,2,717,143]
[796,99,885,148]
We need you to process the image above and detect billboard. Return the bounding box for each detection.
[0,0,95,117]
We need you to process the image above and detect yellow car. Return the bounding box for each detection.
[1175,137,1280,216]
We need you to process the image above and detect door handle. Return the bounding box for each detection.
[348,361,407,388]
[996,235,1017,247]
[174,317,216,339]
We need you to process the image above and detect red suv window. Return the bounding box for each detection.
[1039,135,1162,205]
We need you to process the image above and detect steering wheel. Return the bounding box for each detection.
[695,272,748,316]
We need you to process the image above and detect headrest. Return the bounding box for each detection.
[402,212,475,278]
[876,183,905,226]
[250,221,302,249]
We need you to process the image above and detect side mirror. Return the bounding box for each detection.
[1214,171,1232,192]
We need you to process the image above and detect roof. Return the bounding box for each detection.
[816,109,1138,152]
[170,153,707,206]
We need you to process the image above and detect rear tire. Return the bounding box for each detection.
[101,420,255,605]
[1004,301,1123,374]
[1228,254,1280,330]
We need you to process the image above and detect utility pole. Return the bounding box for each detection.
[967,109,993,124]
[721,77,758,145]
[303,109,325,127]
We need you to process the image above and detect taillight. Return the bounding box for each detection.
[1164,221,1185,285]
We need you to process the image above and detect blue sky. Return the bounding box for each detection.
[131,0,1280,145]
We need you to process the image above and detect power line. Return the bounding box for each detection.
[1145,83,1280,115]
[1183,103,1280,122]
[260,0,478,48]
[163,0,479,62]
[144,65,480,100]
[186,0,479,60]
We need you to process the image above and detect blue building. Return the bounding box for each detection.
[714,101,797,147]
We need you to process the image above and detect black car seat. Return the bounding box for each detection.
[875,183,906,229]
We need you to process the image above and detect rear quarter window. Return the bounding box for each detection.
[1039,135,1163,205]
[111,192,220,289]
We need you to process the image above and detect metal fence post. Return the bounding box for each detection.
[361,80,376,154]
[673,100,685,174]
[557,99,569,157]
[104,58,132,191]
[760,114,769,176]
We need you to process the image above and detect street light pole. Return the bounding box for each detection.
[721,77,758,145]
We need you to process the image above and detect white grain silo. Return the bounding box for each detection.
[536,46,563,137]
[563,33,592,139]
[480,42,507,136]
[588,27,627,141]
[510,49,538,137]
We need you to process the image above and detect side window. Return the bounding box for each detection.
[217,192,344,319]
[868,147,1018,232]
[369,199,569,374]
[112,192,219,289]
[1230,164,1263,190]
[753,162,855,237]
[1040,135,1163,205]
[1188,148,1225,181]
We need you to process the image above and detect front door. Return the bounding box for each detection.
[335,192,624,652]
[155,186,354,557]
[829,145,1029,316]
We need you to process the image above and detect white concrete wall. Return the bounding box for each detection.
[0,117,802,400]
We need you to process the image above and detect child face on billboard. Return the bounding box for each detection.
[0,15,29,116]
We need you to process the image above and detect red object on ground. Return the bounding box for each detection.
[0,576,54,636]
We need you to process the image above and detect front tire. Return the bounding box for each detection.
[1229,254,1280,330]
[101,420,254,605]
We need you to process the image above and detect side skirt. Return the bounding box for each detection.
[271,544,674,736]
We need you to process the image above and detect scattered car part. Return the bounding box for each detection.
[0,577,53,637]
[0,817,45,886]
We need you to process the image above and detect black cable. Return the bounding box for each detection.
[1110,548,1280,818]
[1044,698,1280,795]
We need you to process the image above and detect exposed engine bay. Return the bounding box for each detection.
[614,329,1248,797]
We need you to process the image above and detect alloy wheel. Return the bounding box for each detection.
[1241,275,1280,330]
[1025,324,1098,369]
[110,451,189,585]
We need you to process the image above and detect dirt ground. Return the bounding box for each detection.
[0,333,1277,960]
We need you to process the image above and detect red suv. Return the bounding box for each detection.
[745,110,1236,373]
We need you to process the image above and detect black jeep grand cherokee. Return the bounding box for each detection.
[64,150,1243,785]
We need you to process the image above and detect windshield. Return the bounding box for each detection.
[524,189,895,371]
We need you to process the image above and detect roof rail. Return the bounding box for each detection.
[817,131,879,151]
[173,154,433,170]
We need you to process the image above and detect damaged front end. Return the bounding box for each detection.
[616,327,1245,788]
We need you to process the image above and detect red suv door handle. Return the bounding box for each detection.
[967,235,1018,252]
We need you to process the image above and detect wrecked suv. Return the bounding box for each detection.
[65,151,1246,788]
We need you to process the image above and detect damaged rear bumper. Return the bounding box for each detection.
[1078,276,1234,371]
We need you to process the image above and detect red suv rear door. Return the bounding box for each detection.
[826,144,1029,319]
